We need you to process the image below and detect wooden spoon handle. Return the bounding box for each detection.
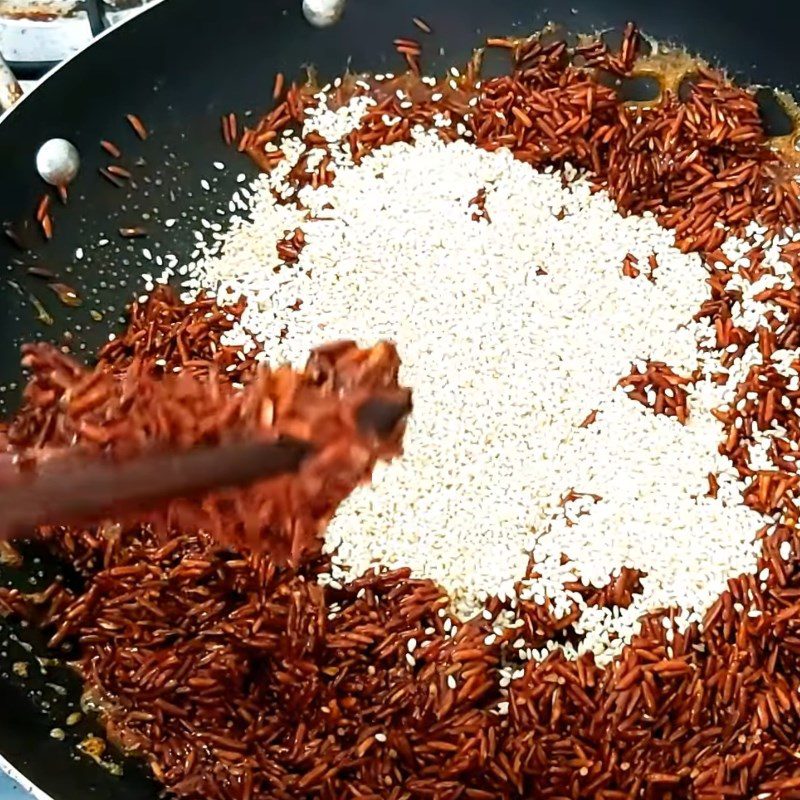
[0,437,313,537]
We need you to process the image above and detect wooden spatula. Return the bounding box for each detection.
[0,436,314,538]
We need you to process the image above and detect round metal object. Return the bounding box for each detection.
[302,0,345,27]
[35,137,80,186]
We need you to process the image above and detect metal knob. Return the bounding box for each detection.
[302,0,345,27]
[36,138,80,186]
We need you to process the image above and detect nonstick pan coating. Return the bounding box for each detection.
[0,0,798,797]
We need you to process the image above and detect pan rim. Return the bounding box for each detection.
[0,0,163,126]
[0,751,55,800]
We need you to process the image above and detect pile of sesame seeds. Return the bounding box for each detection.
[181,89,782,662]
[180,25,800,647]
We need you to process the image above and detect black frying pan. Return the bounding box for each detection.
[0,0,798,797]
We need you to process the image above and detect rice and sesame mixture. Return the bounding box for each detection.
[184,127,768,663]
[7,24,800,800]
[178,35,800,663]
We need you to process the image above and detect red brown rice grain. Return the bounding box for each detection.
[100,139,122,158]
[126,113,149,141]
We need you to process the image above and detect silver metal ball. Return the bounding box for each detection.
[35,138,80,187]
[302,0,345,27]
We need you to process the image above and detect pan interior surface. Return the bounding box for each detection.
[1,0,800,798]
